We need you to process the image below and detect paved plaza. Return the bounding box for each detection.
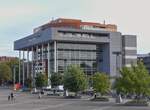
[0,88,149,110]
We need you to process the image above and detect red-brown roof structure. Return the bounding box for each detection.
[34,18,117,33]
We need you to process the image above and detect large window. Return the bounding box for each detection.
[57,43,100,74]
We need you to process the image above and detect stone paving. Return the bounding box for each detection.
[0,88,150,110]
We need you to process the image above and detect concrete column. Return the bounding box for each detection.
[19,51,21,84]
[116,54,120,77]
[22,51,25,87]
[47,43,50,85]
[42,44,44,73]
[31,47,35,88]
[54,41,57,73]
[36,45,38,76]
[27,49,29,78]
[13,66,16,87]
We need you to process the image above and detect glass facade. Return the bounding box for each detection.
[33,42,103,76]
[56,42,100,75]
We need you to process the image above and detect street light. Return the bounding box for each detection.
[64,59,68,96]
[13,65,17,90]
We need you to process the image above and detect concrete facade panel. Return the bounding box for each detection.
[14,28,52,50]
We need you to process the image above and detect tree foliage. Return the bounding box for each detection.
[0,63,11,84]
[115,61,150,96]
[50,73,63,88]
[35,73,48,88]
[63,65,87,93]
[93,72,110,95]
[5,58,19,82]
[25,78,32,88]
[5,58,19,68]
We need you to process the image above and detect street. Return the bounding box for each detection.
[0,88,149,110]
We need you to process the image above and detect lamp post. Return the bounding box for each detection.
[13,65,17,90]
[64,59,68,96]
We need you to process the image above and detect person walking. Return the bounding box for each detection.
[8,94,10,101]
[38,92,41,99]
[10,92,14,101]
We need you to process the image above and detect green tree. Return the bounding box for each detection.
[25,77,32,88]
[5,58,19,82]
[64,65,87,95]
[115,61,150,98]
[114,66,135,94]
[93,72,110,96]
[50,73,63,88]
[0,63,11,85]
[35,73,48,88]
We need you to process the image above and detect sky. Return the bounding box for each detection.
[0,0,150,57]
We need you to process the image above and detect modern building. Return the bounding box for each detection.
[14,18,137,85]
[138,54,150,73]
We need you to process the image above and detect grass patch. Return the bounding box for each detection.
[90,97,109,101]
[65,95,81,99]
[125,99,149,106]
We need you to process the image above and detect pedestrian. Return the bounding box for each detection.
[38,92,41,99]
[10,92,14,101]
[119,94,122,103]
[8,95,10,101]
[116,94,122,103]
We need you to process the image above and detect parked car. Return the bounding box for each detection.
[42,88,52,95]
[46,88,64,96]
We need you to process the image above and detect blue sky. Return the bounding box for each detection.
[0,0,150,56]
